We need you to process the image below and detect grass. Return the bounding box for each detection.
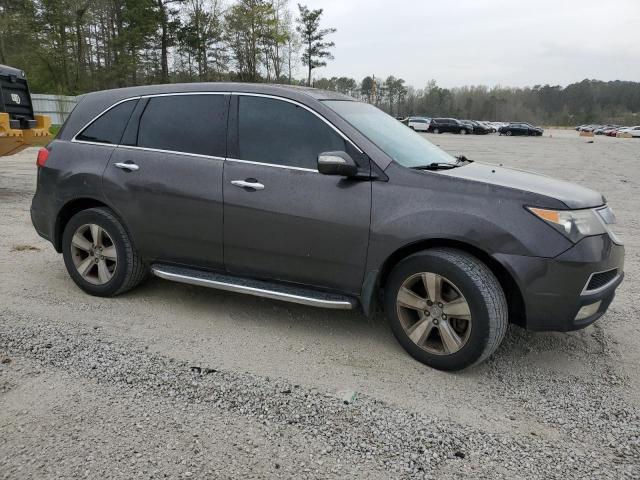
[49,124,61,137]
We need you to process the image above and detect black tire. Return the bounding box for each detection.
[384,248,508,371]
[460,129,468,135]
[506,130,512,136]
[62,207,147,297]
[410,126,415,130]
[433,128,440,134]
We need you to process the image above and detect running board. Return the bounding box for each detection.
[151,264,357,310]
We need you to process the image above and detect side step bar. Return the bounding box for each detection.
[151,264,357,310]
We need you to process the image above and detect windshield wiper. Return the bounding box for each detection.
[411,162,458,171]
[411,155,473,171]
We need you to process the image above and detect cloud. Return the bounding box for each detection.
[298,0,640,87]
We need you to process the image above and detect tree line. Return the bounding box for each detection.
[319,76,640,126]
[1,0,638,125]
[0,0,335,92]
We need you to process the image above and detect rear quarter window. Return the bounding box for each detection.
[75,99,138,144]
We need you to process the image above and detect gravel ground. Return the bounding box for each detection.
[1,130,639,479]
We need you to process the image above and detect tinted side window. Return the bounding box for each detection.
[137,94,228,157]
[238,96,346,169]
[76,100,137,144]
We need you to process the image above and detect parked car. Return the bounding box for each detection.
[31,83,624,371]
[466,120,491,135]
[478,121,497,133]
[499,122,544,136]
[594,125,617,135]
[428,118,472,134]
[408,117,431,132]
[617,126,640,137]
[459,119,475,132]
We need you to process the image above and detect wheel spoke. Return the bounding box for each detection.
[90,224,102,247]
[77,256,95,278]
[423,273,442,303]
[97,259,112,283]
[442,297,471,319]
[406,316,435,345]
[397,287,427,311]
[102,245,117,261]
[438,320,463,354]
[71,233,92,252]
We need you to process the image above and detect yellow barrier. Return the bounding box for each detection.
[22,114,52,147]
[0,112,26,156]
[0,112,52,156]
[579,131,594,137]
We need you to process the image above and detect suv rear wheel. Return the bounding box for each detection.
[62,207,147,297]
[384,248,508,371]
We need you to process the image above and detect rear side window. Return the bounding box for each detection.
[137,94,228,157]
[76,100,137,144]
[238,95,346,170]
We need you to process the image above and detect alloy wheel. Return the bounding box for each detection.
[396,272,472,355]
[70,223,117,285]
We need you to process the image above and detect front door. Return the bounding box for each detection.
[102,93,229,270]
[223,95,372,295]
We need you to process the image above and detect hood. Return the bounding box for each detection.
[440,162,604,209]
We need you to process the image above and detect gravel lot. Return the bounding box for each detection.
[1,130,639,479]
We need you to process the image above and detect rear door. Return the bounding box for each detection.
[102,93,229,270]
[222,94,372,294]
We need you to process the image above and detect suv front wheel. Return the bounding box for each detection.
[62,207,147,297]
[385,248,508,371]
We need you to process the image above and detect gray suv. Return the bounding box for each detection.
[31,83,624,370]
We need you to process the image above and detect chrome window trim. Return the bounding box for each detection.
[581,268,621,295]
[71,92,229,146]
[116,144,225,161]
[70,91,364,168]
[226,157,317,173]
[70,140,119,148]
[139,91,229,99]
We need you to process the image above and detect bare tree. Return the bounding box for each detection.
[295,4,335,86]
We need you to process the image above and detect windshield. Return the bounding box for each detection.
[324,101,457,167]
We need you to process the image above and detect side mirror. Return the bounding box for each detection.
[317,151,358,177]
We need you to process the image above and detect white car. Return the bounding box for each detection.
[408,117,431,132]
[617,126,640,137]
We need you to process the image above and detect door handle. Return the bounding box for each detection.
[231,180,265,190]
[114,162,140,171]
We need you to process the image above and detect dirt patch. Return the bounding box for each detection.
[10,244,41,252]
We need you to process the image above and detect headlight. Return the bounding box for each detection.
[528,207,608,243]
[595,206,623,245]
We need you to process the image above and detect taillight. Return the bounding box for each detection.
[36,148,49,168]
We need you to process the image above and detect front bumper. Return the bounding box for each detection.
[495,234,624,332]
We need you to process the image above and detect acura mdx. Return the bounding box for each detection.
[31,84,624,370]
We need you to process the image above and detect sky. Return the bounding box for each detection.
[301,0,640,89]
